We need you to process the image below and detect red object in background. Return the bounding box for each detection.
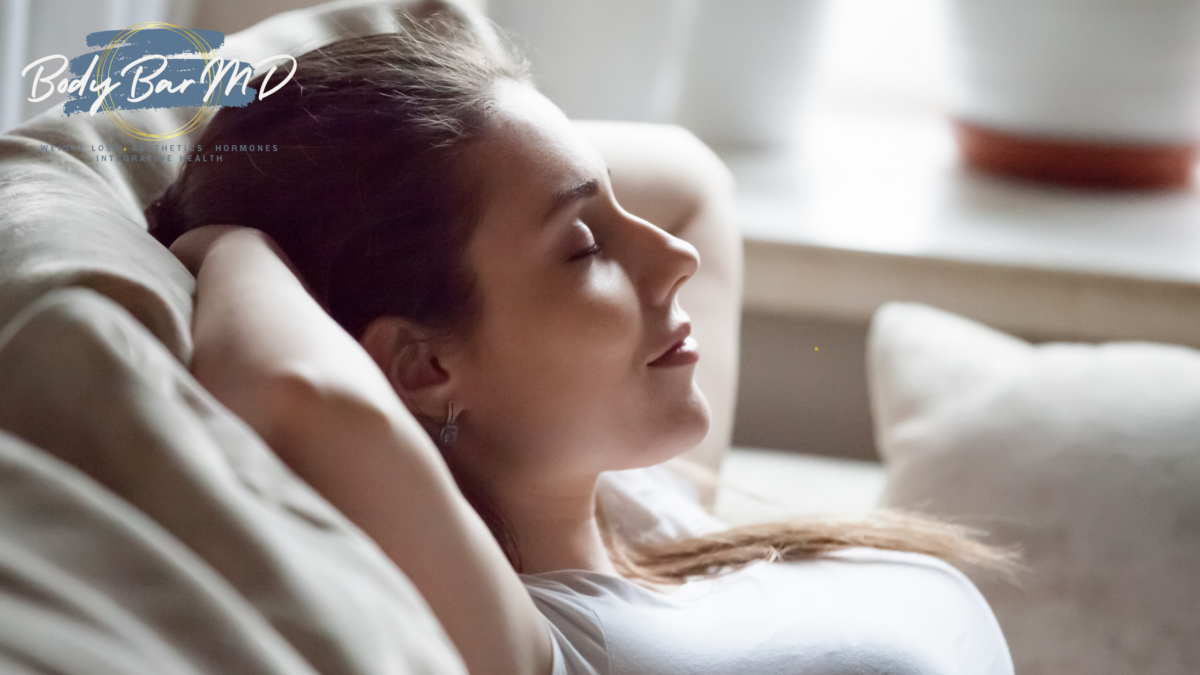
[953,120,1199,191]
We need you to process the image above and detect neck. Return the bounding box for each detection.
[489,471,617,576]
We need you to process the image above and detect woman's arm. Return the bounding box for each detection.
[574,121,743,506]
[173,226,552,675]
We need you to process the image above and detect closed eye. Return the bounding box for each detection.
[569,242,602,262]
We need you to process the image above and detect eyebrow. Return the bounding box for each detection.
[544,178,600,222]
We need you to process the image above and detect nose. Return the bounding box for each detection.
[627,215,700,308]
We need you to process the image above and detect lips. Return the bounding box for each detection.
[648,324,700,367]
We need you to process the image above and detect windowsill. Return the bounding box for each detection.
[721,104,1200,347]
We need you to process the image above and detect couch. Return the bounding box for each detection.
[1,0,1196,673]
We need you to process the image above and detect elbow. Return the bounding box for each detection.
[226,366,323,454]
[254,366,403,460]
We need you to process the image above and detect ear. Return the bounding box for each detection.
[359,315,456,420]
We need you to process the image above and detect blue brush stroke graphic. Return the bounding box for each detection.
[64,28,258,114]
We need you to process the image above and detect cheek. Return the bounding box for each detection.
[530,265,640,387]
[469,263,641,409]
[459,269,646,470]
[559,265,640,358]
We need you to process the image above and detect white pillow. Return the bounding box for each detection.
[867,302,1200,675]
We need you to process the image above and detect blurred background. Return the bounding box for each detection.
[6,0,1200,465]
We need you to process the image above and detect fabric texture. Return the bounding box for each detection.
[867,301,1200,675]
[0,106,197,360]
[0,287,466,674]
[523,547,1013,675]
[0,427,314,675]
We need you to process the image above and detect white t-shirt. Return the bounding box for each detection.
[521,548,1013,675]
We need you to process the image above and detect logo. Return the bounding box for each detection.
[20,23,296,141]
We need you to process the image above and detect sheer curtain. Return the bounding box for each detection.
[0,0,193,132]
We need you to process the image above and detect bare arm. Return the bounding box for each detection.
[574,121,743,506]
[173,226,551,675]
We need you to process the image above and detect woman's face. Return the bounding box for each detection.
[448,80,710,484]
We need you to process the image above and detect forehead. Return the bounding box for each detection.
[468,81,606,212]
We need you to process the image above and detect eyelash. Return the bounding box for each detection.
[569,242,602,262]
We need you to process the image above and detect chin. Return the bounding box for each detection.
[679,384,712,445]
[634,385,711,468]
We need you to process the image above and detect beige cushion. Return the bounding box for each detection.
[868,301,1200,675]
[0,427,314,675]
[0,287,465,675]
[0,108,197,360]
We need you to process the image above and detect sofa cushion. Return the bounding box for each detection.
[0,426,317,675]
[0,287,465,675]
[0,108,197,360]
[867,301,1200,675]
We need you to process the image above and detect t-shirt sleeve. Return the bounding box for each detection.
[930,559,1014,675]
[542,620,567,675]
[523,578,610,675]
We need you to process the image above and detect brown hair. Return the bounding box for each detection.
[148,2,1017,585]
[602,499,1019,586]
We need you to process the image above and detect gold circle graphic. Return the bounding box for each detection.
[94,22,225,141]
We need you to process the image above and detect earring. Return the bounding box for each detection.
[440,400,460,445]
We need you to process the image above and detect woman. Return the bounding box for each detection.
[149,5,1016,674]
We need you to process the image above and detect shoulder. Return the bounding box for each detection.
[522,572,616,675]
